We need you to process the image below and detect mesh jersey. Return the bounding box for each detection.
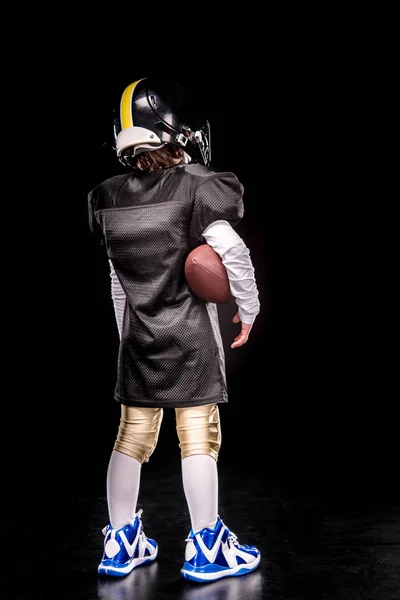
[88,162,244,408]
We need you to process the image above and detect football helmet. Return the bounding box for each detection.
[113,77,211,167]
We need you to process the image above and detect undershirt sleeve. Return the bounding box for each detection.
[109,260,126,339]
[202,220,260,325]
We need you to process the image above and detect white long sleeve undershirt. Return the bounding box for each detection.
[109,263,127,339]
[109,219,260,337]
[202,220,260,325]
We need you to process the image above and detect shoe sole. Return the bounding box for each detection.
[98,547,158,577]
[180,554,261,583]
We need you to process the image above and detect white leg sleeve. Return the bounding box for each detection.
[182,454,218,533]
[106,450,141,530]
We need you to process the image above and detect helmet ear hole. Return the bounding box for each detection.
[122,147,134,158]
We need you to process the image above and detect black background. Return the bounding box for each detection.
[7,24,396,516]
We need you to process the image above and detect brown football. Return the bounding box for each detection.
[184,244,234,304]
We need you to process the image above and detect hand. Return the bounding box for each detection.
[231,312,252,349]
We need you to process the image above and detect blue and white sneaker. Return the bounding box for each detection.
[180,516,261,583]
[98,509,158,577]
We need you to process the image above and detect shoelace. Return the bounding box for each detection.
[184,527,240,547]
[227,531,240,548]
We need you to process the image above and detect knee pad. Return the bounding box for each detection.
[176,404,221,461]
[113,405,163,464]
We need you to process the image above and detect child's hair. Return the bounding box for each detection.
[136,144,184,173]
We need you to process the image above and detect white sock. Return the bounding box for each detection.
[106,450,141,530]
[182,454,218,533]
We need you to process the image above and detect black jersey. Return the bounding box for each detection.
[88,162,244,408]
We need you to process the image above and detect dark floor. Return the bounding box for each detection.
[4,300,398,600]
[3,444,400,600]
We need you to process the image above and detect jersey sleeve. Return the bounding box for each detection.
[87,190,104,241]
[189,172,244,247]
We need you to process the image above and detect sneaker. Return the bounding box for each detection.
[180,516,261,583]
[98,509,158,577]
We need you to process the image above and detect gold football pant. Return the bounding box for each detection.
[113,403,221,464]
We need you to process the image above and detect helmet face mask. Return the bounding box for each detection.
[193,121,211,166]
[114,78,211,167]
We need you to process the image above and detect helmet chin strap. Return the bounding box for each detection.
[133,142,167,156]
[118,142,167,167]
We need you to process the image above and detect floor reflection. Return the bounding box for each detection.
[178,570,263,600]
[97,561,159,600]
[96,564,263,600]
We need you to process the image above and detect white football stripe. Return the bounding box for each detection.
[222,540,239,568]
[195,526,226,564]
[119,529,140,558]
